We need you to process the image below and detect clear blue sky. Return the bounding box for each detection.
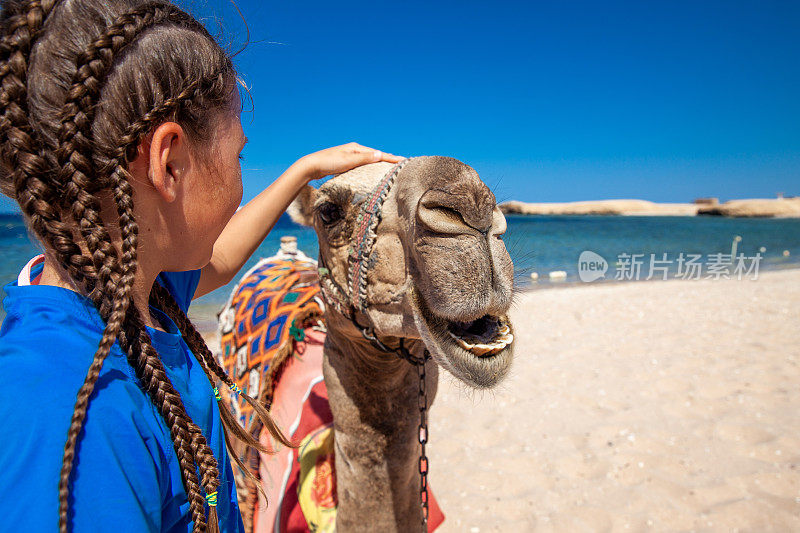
[1,0,798,213]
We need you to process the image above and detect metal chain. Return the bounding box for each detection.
[417,352,430,530]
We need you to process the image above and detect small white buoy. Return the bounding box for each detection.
[530,272,539,281]
[549,270,567,280]
[783,250,790,257]
[759,246,766,253]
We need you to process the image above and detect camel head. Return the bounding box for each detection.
[288,156,514,388]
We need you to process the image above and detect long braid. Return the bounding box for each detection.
[108,184,214,533]
[0,17,124,527]
[151,284,293,508]
[54,6,185,527]
[119,319,213,531]
[92,81,232,532]
[151,283,293,449]
[57,153,221,531]
[0,15,136,527]
[0,0,97,290]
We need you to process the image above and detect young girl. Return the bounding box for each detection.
[0,1,401,531]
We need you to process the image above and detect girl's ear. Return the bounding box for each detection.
[287,185,318,226]
[148,121,190,203]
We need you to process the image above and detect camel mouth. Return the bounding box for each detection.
[411,289,514,388]
[446,316,514,357]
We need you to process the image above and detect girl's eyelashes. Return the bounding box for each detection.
[238,153,244,161]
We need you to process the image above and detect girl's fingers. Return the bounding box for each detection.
[374,151,405,163]
[306,144,406,180]
[362,147,404,164]
[343,143,405,164]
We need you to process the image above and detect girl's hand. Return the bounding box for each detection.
[295,142,405,182]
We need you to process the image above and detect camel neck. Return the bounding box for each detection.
[322,325,438,531]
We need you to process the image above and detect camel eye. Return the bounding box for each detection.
[318,201,343,226]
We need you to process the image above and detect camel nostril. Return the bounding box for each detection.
[429,205,467,226]
[418,195,494,235]
[418,202,480,235]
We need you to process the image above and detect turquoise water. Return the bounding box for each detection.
[2,213,800,326]
[503,214,800,285]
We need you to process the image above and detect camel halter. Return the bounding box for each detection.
[316,157,433,528]
[316,156,411,313]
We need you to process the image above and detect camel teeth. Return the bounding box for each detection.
[471,344,492,356]
[449,332,475,350]
[448,331,512,356]
[497,333,514,345]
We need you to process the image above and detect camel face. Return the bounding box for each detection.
[289,156,515,388]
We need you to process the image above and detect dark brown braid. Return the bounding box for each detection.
[0,3,150,530]
[0,0,286,531]
[56,63,229,533]
[0,0,97,290]
[119,318,215,530]
[151,283,293,449]
[60,76,238,533]
[151,283,296,506]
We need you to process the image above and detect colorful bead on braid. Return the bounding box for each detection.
[205,491,218,507]
[230,383,244,396]
[212,387,221,401]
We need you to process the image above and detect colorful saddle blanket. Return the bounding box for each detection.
[217,254,444,532]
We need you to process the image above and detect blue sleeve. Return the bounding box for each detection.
[69,391,168,531]
[157,269,202,312]
[1,351,168,531]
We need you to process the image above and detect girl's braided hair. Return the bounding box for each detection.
[0,1,290,530]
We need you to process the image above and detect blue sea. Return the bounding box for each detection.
[2,212,800,327]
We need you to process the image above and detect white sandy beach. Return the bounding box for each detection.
[198,269,800,532]
[427,269,800,532]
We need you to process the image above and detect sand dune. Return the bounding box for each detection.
[500,198,800,218]
[499,199,699,216]
[697,198,800,218]
[428,270,800,532]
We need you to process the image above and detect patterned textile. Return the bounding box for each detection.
[218,256,324,426]
[217,254,325,532]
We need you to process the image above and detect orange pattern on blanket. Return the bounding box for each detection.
[218,257,323,429]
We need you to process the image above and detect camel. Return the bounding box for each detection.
[216,156,515,532]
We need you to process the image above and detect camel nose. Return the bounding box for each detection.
[417,184,496,235]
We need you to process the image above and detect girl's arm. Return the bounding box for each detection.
[194,143,402,299]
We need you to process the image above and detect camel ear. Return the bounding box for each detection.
[287,184,317,226]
